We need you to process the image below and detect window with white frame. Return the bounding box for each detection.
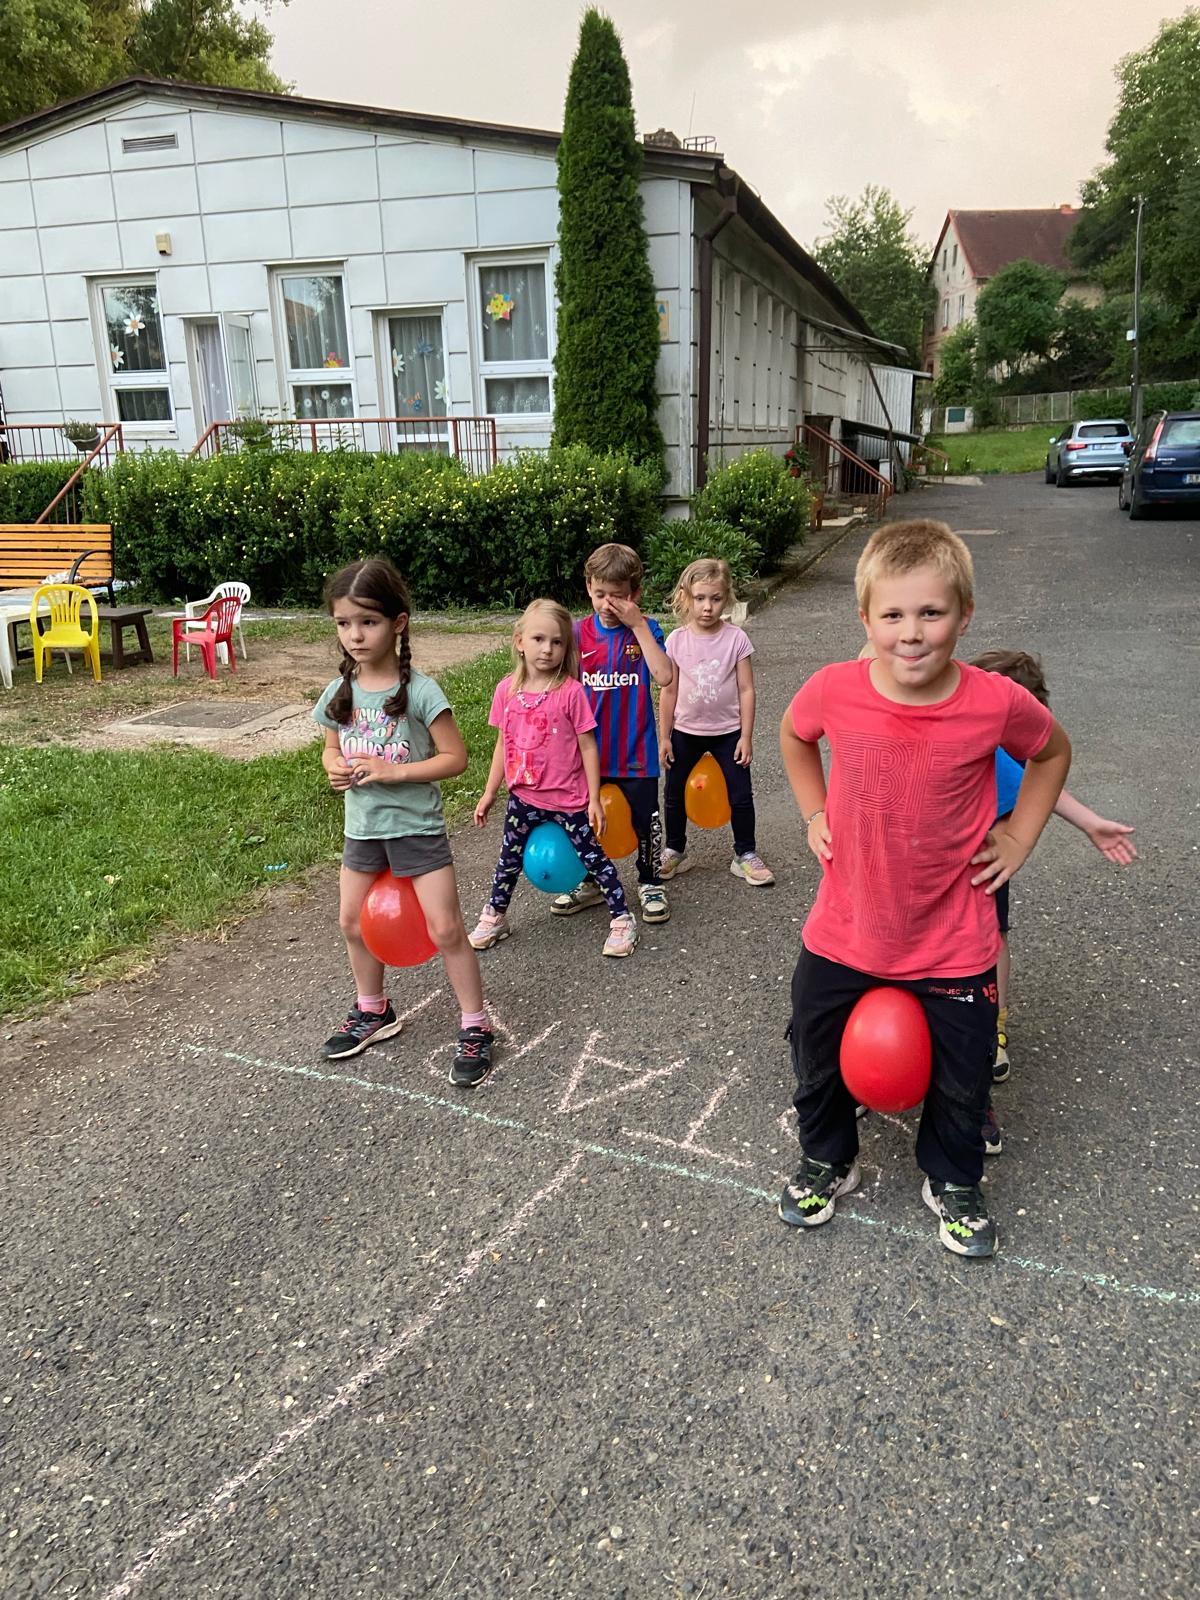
[475,258,552,416]
[276,269,355,419]
[378,310,449,448]
[942,299,950,329]
[957,293,966,324]
[96,279,172,424]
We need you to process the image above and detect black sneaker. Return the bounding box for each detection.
[778,1155,860,1227]
[982,1103,1003,1157]
[922,1177,997,1258]
[450,1027,495,1088]
[320,1002,402,1060]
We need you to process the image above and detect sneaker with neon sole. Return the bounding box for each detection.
[778,1155,860,1227]
[730,851,775,887]
[922,1177,997,1258]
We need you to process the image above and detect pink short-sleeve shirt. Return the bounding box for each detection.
[489,675,597,814]
[666,621,753,736]
[789,659,1054,979]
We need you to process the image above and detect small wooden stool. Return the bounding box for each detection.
[92,604,154,669]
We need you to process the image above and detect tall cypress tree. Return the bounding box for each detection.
[552,10,665,474]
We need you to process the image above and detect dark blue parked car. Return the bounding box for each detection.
[1119,411,1200,519]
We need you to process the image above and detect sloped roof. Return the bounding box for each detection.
[932,208,1081,281]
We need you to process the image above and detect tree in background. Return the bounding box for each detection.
[0,0,288,126]
[931,323,977,406]
[812,185,933,366]
[975,259,1064,375]
[1070,12,1200,370]
[552,9,664,473]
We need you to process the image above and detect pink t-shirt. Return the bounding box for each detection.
[790,659,1054,980]
[489,675,597,813]
[666,621,753,736]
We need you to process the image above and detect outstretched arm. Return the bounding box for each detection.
[1054,788,1137,865]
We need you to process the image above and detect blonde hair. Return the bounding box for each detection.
[509,599,578,694]
[855,519,975,614]
[584,542,643,590]
[672,557,735,621]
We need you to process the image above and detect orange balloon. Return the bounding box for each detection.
[599,782,638,858]
[359,872,438,967]
[684,752,732,829]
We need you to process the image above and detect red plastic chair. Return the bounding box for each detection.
[172,593,241,679]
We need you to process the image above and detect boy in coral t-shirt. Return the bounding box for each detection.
[778,520,1071,1258]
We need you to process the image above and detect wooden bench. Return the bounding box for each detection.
[0,524,114,601]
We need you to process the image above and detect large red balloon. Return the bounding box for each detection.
[840,987,932,1113]
[359,871,438,967]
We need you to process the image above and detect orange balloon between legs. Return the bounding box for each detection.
[599,782,638,859]
[684,752,732,829]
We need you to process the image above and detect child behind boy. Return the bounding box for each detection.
[552,542,674,927]
[779,520,1071,1258]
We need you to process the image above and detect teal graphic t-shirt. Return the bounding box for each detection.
[313,669,451,841]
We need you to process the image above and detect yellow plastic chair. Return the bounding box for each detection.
[31,584,101,684]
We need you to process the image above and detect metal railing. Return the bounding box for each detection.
[799,421,893,518]
[189,415,499,474]
[33,425,125,525]
[1,420,125,466]
[910,441,951,478]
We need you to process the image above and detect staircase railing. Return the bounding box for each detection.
[35,425,125,525]
[911,440,951,478]
[798,421,893,518]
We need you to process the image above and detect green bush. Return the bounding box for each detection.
[641,519,762,610]
[1073,381,1199,423]
[83,445,660,607]
[0,461,78,524]
[692,449,810,569]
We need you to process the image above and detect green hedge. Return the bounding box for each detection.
[0,461,78,524]
[692,449,810,568]
[1073,381,1200,422]
[82,445,660,606]
[641,519,761,609]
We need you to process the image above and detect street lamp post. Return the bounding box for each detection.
[1131,194,1145,432]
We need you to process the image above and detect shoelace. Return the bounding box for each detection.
[939,1183,985,1222]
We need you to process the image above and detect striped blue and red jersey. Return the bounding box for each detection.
[575,613,665,778]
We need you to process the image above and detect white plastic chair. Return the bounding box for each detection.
[184,581,250,665]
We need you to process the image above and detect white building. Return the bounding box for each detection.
[0,77,916,501]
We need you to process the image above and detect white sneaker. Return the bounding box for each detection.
[551,880,606,916]
[659,848,695,880]
[468,905,510,950]
[602,913,639,958]
[730,851,775,887]
[637,883,670,923]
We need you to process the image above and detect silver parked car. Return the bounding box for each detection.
[1045,419,1132,486]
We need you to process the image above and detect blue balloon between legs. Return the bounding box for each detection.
[522,822,587,895]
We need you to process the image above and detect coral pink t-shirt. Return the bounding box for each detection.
[790,659,1054,980]
[666,621,753,736]
[489,675,597,814]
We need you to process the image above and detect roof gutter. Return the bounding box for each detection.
[695,181,738,491]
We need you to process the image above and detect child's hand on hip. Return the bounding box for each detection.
[734,735,752,765]
[971,826,1030,891]
[807,811,832,863]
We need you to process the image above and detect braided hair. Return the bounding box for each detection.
[323,557,414,726]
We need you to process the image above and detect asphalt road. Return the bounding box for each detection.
[2,473,1198,1600]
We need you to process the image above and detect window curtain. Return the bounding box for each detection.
[282,276,350,371]
[479,264,547,361]
[387,314,446,417]
[103,285,166,374]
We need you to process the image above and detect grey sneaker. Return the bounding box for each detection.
[659,848,694,880]
[551,879,606,916]
[778,1155,861,1227]
[637,883,670,923]
[922,1177,997,1258]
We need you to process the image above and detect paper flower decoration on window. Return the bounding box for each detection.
[391,348,404,376]
[110,346,124,369]
[434,378,450,405]
[415,339,436,357]
[124,312,145,337]
[411,393,423,414]
[323,351,344,368]
[320,389,330,400]
[487,293,514,323]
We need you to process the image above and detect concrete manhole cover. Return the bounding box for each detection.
[126,701,281,730]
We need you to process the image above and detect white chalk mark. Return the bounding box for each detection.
[100,1151,584,1600]
[623,1073,753,1168]
[395,988,444,1026]
[556,1028,689,1114]
[423,1001,561,1082]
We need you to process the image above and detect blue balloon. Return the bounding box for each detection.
[522,822,587,895]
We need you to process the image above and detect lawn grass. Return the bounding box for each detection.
[926,426,1051,475]
[0,644,511,1016]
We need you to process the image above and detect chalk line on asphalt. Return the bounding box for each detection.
[184,1042,1200,1309]
[100,1151,584,1599]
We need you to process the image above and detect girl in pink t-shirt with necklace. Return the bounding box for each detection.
[659,559,774,886]
[469,600,638,959]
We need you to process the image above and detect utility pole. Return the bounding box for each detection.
[1131,194,1145,432]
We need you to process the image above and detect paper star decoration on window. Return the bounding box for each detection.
[487,293,514,322]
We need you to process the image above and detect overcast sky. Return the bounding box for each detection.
[269,1,1183,254]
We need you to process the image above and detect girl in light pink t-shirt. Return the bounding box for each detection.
[469,600,637,960]
[659,558,775,887]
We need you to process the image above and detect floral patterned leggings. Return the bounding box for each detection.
[488,793,629,917]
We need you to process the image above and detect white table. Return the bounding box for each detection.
[0,590,40,690]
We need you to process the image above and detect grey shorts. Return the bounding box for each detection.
[342,833,454,877]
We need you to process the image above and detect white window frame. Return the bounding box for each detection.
[184,314,259,432]
[90,274,174,435]
[374,307,450,451]
[942,299,950,330]
[471,251,554,426]
[271,264,356,421]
